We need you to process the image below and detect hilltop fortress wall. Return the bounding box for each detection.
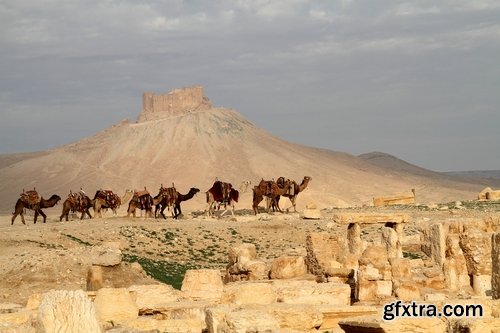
[137,85,212,122]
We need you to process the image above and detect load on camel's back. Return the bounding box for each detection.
[60,189,93,221]
[12,188,61,225]
[127,187,154,218]
[205,180,239,217]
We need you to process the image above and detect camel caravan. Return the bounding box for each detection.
[10,176,311,224]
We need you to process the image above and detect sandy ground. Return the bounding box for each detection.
[1,201,499,307]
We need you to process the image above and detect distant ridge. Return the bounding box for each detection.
[0,86,488,213]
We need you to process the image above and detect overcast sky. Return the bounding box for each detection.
[1,1,499,171]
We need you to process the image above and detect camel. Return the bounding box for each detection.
[154,185,178,219]
[127,189,153,218]
[280,176,312,212]
[60,191,93,221]
[94,189,133,218]
[205,181,239,217]
[238,180,252,194]
[172,187,200,219]
[12,193,61,225]
[252,178,292,214]
[155,187,200,219]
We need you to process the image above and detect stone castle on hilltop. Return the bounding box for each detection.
[137,85,212,122]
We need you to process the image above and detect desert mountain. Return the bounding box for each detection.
[0,86,488,214]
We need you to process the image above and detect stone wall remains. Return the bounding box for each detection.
[137,85,212,122]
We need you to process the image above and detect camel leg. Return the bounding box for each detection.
[87,209,92,219]
[12,212,25,225]
[37,209,47,223]
[34,210,39,224]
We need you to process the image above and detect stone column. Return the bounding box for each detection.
[492,232,500,299]
[382,227,403,259]
[430,223,446,269]
[347,223,362,255]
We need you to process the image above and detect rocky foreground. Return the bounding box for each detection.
[0,201,500,332]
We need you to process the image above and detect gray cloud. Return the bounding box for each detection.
[1,0,499,171]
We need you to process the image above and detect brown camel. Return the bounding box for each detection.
[60,192,93,221]
[94,189,133,217]
[280,176,312,212]
[154,185,178,219]
[172,187,200,219]
[12,193,61,225]
[253,178,292,214]
[127,189,153,218]
[156,187,200,219]
[205,181,239,217]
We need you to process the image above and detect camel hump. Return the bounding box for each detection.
[20,190,40,206]
[135,189,149,198]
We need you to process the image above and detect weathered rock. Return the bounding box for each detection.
[357,279,392,302]
[90,245,122,266]
[443,257,470,292]
[459,231,492,275]
[479,187,493,200]
[271,280,351,306]
[86,265,104,291]
[269,256,307,279]
[207,306,280,333]
[389,258,412,280]
[430,223,446,269]
[306,232,348,278]
[393,281,421,301]
[127,284,180,313]
[93,288,138,323]
[36,289,102,333]
[382,227,403,259]
[493,233,500,299]
[486,190,500,201]
[181,269,223,301]
[303,208,322,219]
[120,317,206,333]
[266,304,323,331]
[221,282,277,305]
[228,243,256,266]
[347,223,362,256]
[340,316,447,333]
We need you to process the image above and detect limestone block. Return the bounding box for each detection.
[493,233,500,300]
[127,284,180,313]
[359,245,389,270]
[347,223,362,255]
[303,208,322,219]
[473,274,492,296]
[340,316,447,333]
[228,243,256,266]
[305,232,348,277]
[86,265,103,291]
[269,256,307,279]
[424,293,446,302]
[241,260,268,280]
[393,281,421,301]
[266,304,323,331]
[93,288,138,323]
[357,279,392,301]
[390,258,412,280]
[333,213,410,224]
[459,231,492,275]
[444,257,470,291]
[271,280,350,306]
[37,289,102,333]
[430,223,446,268]
[221,282,277,305]
[214,307,280,333]
[121,317,206,333]
[0,309,33,326]
[90,245,122,266]
[359,264,392,281]
[181,269,223,301]
[382,227,403,259]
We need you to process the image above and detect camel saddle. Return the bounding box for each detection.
[221,182,233,202]
[277,177,295,196]
[68,191,86,212]
[160,186,178,205]
[20,190,40,207]
[135,189,149,198]
[96,190,118,208]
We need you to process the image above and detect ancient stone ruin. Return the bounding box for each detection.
[137,85,212,122]
[2,214,500,332]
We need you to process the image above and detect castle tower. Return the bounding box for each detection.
[137,85,212,122]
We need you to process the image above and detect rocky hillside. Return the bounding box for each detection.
[0,88,487,213]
